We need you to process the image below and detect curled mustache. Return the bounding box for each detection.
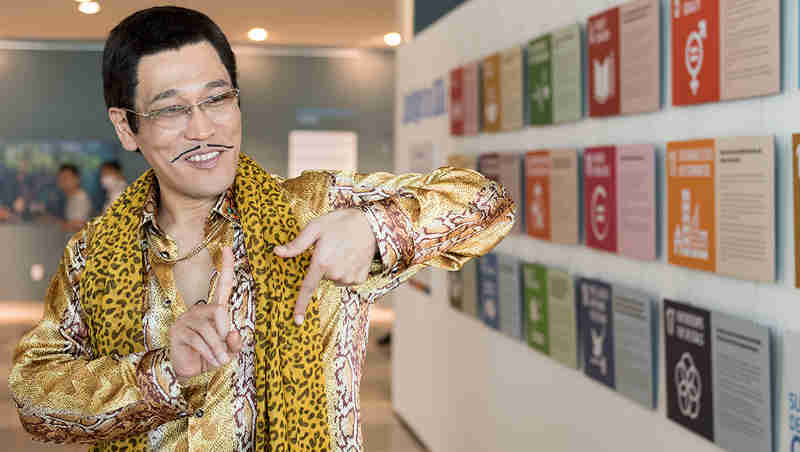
[170,144,235,164]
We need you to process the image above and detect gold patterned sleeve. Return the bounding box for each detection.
[8,229,192,444]
[304,166,515,282]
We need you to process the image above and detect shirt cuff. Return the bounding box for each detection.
[136,348,194,417]
[359,197,415,275]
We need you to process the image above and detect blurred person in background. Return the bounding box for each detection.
[9,6,515,452]
[55,163,90,232]
[100,159,128,211]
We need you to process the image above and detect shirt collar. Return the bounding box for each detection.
[140,180,239,235]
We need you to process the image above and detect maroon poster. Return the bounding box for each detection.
[584,147,618,252]
[588,8,621,117]
[450,67,465,136]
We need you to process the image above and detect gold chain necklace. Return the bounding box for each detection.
[161,220,224,264]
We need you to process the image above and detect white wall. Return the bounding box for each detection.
[392,0,799,451]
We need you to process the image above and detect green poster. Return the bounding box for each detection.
[527,35,553,126]
[523,263,549,353]
[547,268,578,369]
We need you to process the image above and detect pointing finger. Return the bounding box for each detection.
[293,251,325,325]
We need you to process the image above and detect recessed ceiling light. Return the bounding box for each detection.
[78,1,100,14]
[384,32,402,47]
[248,28,268,42]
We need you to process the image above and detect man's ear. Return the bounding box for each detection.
[108,108,140,152]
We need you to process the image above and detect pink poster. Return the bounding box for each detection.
[584,147,618,252]
[616,145,656,260]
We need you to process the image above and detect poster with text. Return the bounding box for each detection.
[580,278,615,389]
[449,259,478,319]
[463,62,481,135]
[612,285,656,409]
[672,0,780,106]
[501,46,524,132]
[587,0,660,117]
[664,299,714,442]
[781,330,800,452]
[548,268,578,369]
[525,149,580,245]
[584,147,618,253]
[497,253,523,340]
[477,253,500,330]
[481,53,502,133]
[667,137,774,282]
[527,24,582,126]
[489,153,524,235]
[795,134,800,288]
[523,263,549,354]
[449,67,465,136]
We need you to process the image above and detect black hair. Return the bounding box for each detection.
[58,164,80,177]
[100,160,122,173]
[102,6,238,134]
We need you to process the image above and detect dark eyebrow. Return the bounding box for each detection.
[148,80,230,106]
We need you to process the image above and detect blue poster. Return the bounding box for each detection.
[579,278,615,389]
[477,253,500,330]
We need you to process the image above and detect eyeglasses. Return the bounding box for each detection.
[123,88,240,131]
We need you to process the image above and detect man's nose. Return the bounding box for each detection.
[183,107,215,141]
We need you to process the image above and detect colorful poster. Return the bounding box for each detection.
[665,300,773,451]
[501,46,524,132]
[672,0,779,106]
[588,7,621,117]
[0,140,123,224]
[667,137,775,282]
[496,154,524,235]
[612,286,656,409]
[497,254,523,340]
[463,62,481,135]
[527,34,554,126]
[449,67,464,136]
[664,299,714,442]
[477,253,500,330]
[525,149,579,244]
[523,263,549,354]
[481,53,502,133]
[587,0,661,117]
[616,145,657,260]
[528,24,583,126]
[579,278,615,389]
[584,147,618,253]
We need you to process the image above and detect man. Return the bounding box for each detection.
[56,163,92,232]
[9,7,514,452]
[99,160,128,211]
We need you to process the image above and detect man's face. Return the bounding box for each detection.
[123,41,241,201]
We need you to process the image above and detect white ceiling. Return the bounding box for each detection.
[0,1,399,48]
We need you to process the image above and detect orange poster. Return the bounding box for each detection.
[481,53,502,133]
[672,0,721,106]
[525,151,551,240]
[667,140,716,273]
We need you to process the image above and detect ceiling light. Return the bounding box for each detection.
[248,28,268,42]
[384,32,402,47]
[78,1,100,14]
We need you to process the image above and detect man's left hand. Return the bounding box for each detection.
[274,208,377,325]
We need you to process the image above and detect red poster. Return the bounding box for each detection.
[525,151,551,241]
[587,8,621,117]
[450,67,465,136]
[672,0,720,106]
[584,147,618,252]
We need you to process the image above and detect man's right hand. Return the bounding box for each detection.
[168,246,242,384]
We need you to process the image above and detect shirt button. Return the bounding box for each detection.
[160,251,170,259]
[195,409,204,418]
[164,299,172,306]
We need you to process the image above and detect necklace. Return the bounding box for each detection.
[162,220,224,264]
